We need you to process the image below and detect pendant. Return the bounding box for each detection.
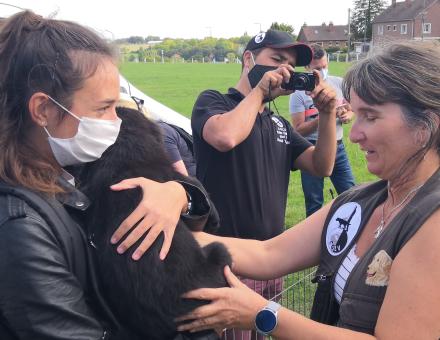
[374,220,385,239]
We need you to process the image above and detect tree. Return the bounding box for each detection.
[145,35,161,42]
[127,36,145,44]
[226,52,236,63]
[269,22,296,40]
[351,0,386,41]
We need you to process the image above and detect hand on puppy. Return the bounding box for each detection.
[110,177,187,260]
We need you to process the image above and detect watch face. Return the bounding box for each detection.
[255,309,277,333]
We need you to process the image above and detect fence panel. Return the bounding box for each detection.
[222,267,317,340]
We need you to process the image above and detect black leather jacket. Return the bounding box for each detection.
[0,179,214,340]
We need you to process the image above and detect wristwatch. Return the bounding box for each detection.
[255,301,281,336]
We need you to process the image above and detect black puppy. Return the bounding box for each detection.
[78,107,231,340]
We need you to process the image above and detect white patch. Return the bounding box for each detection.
[326,202,362,256]
[254,33,266,44]
[271,116,290,144]
[366,250,393,287]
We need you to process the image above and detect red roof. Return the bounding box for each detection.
[373,0,437,23]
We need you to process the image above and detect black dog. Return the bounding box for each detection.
[77,107,231,340]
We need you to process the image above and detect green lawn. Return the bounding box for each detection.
[119,61,377,228]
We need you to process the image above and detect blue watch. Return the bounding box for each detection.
[255,301,281,336]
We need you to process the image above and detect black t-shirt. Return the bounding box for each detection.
[191,88,312,240]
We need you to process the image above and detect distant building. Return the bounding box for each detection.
[146,40,163,46]
[0,17,5,30]
[372,0,440,46]
[297,22,349,50]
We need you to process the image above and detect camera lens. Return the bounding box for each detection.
[294,75,309,87]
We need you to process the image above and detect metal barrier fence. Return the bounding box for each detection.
[222,267,317,340]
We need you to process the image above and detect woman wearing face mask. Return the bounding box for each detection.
[177,41,440,338]
[0,11,212,339]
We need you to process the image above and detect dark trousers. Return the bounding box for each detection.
[301,141,355,217]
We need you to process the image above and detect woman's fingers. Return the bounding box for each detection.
[158,225,176,260]
[111,204,150,245]
[177,315,223,333]
[224,265,243,288]
[130,223,162,260]
[181,287,221,301]
[110,177,143,191]
[117,216,155,253]
[109,179,186,259]
[176,301,220,323]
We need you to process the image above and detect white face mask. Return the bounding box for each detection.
[44,96,121,167]
[319,68,329,80]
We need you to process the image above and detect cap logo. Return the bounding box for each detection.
[254,32,266,44]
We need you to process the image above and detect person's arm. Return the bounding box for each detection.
[177,266,374,339]
[172,160,189,176]
[291,110,319,137]
[194,201,331,280]
[289,93,319,137]
[201,65,293,152]
[179,209,440,339]
[292,74,337,177]
[272,205,440,339]
[160,122,190,176]
[0,217,105,340]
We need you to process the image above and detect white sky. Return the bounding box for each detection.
[2,0,391,40]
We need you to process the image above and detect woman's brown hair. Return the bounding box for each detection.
[343,41,440,184]
[0,10,116,194]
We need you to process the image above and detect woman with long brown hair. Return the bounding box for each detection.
[0,10,211,339]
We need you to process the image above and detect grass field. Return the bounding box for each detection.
[119,61,377,228]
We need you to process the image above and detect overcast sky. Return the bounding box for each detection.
[3,0,391,40]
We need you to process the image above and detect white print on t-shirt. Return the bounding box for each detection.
[326,202,362,256]
[271,116,290,145]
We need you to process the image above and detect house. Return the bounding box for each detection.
[297,22,349,50]
[372,0,440,46]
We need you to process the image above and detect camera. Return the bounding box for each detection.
[281,72,316,91]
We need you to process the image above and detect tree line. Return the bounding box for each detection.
[118,35,251,63]
[117,22,295,63]
[118,1,388,63]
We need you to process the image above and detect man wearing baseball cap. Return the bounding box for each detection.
[191,30,337,338]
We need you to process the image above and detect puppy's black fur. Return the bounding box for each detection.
[78,107,231,340]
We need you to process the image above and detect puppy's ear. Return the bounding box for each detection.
[383,262,392,275]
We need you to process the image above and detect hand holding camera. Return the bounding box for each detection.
[254,64,295,100]
[280,72,316,92]
[307,70,337,116]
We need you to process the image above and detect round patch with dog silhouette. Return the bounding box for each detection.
[326,202,362,256]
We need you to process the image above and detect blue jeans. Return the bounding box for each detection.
[301,141,355,217]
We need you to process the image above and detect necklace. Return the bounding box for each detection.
[374,183,424,239]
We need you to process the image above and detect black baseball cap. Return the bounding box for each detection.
[245,29,313,66]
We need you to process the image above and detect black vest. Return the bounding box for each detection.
[310,169,440,334]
